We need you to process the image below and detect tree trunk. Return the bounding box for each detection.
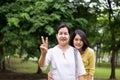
[0,46,2,70]
[107,0,116,79]
[110,49,116,79]
[109,14,116,80]
[36,64,42,74]
[109,23,116,80]
[115,51,118,67]
[36,57,42,74]
[0,33,4,71]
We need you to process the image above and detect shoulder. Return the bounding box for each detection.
[48,46,57,53]
[69,46,79,53]
[49,45,57,49]
[69,46,75,51]
[69,46,77,50]
[85,47,95,56]
[87,47,94,53]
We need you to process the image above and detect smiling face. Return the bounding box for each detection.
[56,27,70,46]
[73,34,83,51]
[70,29,89,52]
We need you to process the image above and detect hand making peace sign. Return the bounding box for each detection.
[40,36,48,54]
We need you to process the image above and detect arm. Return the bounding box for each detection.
[38,36,48,67]
[38,52,47,67]
[78,75,84,80]
[88,49,95,80]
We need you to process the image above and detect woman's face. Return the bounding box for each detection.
[56,27,70,46]
[73,34,83,50]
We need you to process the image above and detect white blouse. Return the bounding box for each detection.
[41,45,86,80]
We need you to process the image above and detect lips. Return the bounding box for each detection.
[61,38,66,41]
[61,39,66,42]
[75,44,81,48]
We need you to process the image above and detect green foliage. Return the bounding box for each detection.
[8,17,19,27]
[0,0,75,60]
[0,0,119,79]
[0,0,120,69]
[45,26,54,36]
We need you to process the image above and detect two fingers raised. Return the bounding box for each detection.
[41,36,48,44]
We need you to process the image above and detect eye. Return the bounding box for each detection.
[75,38,78,41]
[58,32,62,35]
[64,32,68,35]
[80,39,83,41]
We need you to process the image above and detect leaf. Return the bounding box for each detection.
[20,13,30,20]
[7,17,19,27]
[45,26,54,35]
[50,13,61,20]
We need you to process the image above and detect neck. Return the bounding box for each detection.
[79,47,88,54]
[79,49,84,54]
[58,44,70,52]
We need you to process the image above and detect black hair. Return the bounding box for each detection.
[70,29,89,51]
[56,23,70,34]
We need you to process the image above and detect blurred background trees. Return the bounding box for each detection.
[0,0,120,80]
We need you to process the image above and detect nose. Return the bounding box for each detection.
[62,34,65,37]
[77,40,81,43]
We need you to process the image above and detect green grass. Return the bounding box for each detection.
[5,56,120,80]
[6,56,38,73]
[94,67,120,80]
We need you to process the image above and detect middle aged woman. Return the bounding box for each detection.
[38,23,86,80]
[48,29,95,80]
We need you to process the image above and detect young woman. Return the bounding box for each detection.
[48,29,95,80]
[38,23,86,80]
[70,29,95,80]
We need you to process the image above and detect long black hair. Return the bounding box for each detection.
[70,29,89,51]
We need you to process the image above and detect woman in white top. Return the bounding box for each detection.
[38,23,86,80]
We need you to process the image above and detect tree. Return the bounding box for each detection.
[74,0,120,79]
[107,0,120,79]
[0,0,79,73]
[1,0,119,79]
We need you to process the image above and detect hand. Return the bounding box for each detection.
[78,75,84,80]
[40,36,48,54]
[48,71,54,80]
[87,75,93,80]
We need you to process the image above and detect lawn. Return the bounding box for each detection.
[94,67,120,80]
[2,55,120,80]
[6,56,38,73]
